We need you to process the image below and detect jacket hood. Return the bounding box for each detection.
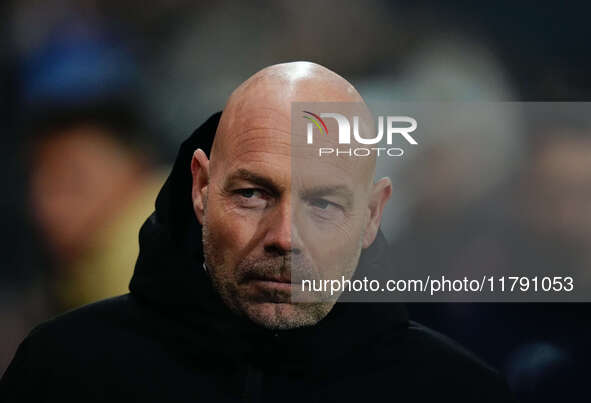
[129,112,408,371]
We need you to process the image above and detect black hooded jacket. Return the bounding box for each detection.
[1,113,516,402]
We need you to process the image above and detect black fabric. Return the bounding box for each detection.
[0,112,516,402]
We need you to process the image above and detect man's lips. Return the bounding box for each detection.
[251,280,293,294]
[245,273,296,284]
[242,274,297,302]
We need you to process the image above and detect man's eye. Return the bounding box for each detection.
[237,189,259,198]
[306,198,345,223]
[233,188,268,209]
[310,198,343,211]
[310,198,331,210]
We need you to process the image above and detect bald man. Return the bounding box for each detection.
[1,63,515,402]
[192,62,389,330]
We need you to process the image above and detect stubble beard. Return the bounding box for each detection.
[201,218,364,330]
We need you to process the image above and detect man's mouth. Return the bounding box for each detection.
[241,273,299,301]
[257,275,294,283]
[249,276,299,289]
[243,271,295,284]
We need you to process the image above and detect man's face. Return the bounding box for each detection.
[194,107,380,329]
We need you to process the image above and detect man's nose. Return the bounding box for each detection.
[263,199,301,255]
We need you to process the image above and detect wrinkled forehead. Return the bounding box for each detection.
[212,102,375,193]
[216,103,291,168]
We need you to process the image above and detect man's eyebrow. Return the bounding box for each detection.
[225,169,283,195]
[300,185,354,209]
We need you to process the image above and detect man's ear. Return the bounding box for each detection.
[362,177,392,248]
[191,148,210,225]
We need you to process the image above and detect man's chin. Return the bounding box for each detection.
[241,301,332,330]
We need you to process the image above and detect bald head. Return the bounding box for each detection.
[191,62,391,329]
[227,61,364,112]
[210,62,375,181]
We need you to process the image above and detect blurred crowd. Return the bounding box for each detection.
[1,1,590,402]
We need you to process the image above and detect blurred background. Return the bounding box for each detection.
[1,0,590,401]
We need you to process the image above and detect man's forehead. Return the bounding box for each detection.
[213,112,373,191]
[217,114,290,167]
[233,107,290,136]
[211,63,375,189]
[294,151,373,193]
